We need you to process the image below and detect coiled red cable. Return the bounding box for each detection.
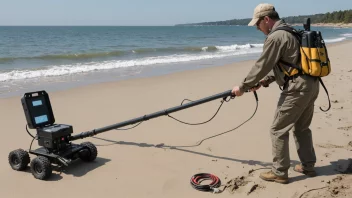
[190,173,221,192]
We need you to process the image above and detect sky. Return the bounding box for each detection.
[1,0,351,26]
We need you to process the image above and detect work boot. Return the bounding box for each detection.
[259,170,289,184]
[293,164,317,177]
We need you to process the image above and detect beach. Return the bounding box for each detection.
[311,23,352,28]
[289,23,352,28]
[1,39,352,198]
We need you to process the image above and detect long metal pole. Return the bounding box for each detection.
[70,90,234,141]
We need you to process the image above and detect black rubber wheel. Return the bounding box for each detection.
[30,156,52,180]
[79,142,98,162]
[8,149,30,171]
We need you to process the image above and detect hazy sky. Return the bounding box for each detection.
[1,0,351,26]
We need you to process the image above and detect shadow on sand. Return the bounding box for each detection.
[92,136,274,167]
[290,159,351,183]
[23,157,111,181]
[92,136,350,183]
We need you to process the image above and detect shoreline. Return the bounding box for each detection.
[1,39,351,100]
[290,22,352,28]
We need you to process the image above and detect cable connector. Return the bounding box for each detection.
[212,187,221,194]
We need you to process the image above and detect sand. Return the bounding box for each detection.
[1,40,351,198]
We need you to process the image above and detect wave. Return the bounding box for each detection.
[0,45,263,82]
[0,43,263,63]
[340,33,352,37]
[323,33,352,43]
[215,44,263,51]
[0,51,126,62]
[321,32,352,43]
[325,37,346,43]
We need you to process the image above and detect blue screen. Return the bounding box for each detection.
[32,100,43,107]
[34,115,48,124]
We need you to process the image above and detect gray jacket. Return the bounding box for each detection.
[239,20,301,92]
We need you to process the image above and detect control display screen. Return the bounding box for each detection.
[34,115,48,124]
[23,92,55,128]
[32,100,43,107]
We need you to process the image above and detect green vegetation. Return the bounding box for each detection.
[176,9,352,26]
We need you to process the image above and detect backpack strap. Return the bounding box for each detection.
[318,77,331,112]
[279,59,302,72]
[274,26,302,43]
[274,26,303,72]
[272,26,302,90]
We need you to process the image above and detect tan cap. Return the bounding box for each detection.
[248,3,276,26]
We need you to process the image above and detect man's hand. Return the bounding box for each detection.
[231,86,244,97]
[232,80,268,96]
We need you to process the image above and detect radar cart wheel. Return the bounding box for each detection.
[8,149,30,171]
[30,156,52,180]
[79,142,98,162]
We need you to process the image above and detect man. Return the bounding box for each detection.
[231,3,320,184]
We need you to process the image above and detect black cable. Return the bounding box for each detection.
[26,125,50,153]
[167,92,255,126]
[170,92,258,148]
[196,94,258,146]
[29,135,37,151]
[181,99,193,105]
[26,124,36,139]
[167,99,227,125]
[26,124,38,151]
[114,121,144,130]
[299,186,328,198]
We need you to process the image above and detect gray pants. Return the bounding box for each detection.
[270,75,320,177]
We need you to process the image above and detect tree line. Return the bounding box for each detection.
[284,9,352,24]
[176,9,352,26]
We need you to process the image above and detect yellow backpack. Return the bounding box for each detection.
[274,19,331,112]
[275,27,331,77]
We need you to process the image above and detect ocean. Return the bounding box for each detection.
[1,25,351,98]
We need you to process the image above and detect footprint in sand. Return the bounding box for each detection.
[324,153,331,158]
[317,142,352,150]
[343,132,350,137]
[223,171,266,196]
[338,126,352,131]
[327,175,352,196]
[298,176,351,198]
[317,143,345,149]
[348,141,352,151]
[331,100,339,104]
